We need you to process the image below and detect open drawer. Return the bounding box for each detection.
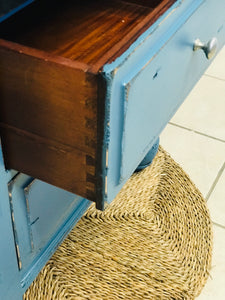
[0,0,176,209]
[0,0,224,209]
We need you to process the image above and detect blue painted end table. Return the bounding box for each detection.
[0,0,224,298]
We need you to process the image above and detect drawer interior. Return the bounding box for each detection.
[0,0,176,70]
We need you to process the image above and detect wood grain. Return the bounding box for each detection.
[0,42,101,202]
[0,43,97,151]
[0,0,175,70]
[0,124,97,199]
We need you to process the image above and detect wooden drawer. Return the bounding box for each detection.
[0,0,224,209]
[0,0,176,209]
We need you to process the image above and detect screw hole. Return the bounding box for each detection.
[153,72,158,79]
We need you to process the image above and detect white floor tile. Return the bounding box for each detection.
[196,225,225,300]
[207,168,225,227]
[205,46,225,81]
[170,75,225,141]
[160,124,225,198]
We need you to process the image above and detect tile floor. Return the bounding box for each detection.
[160,47,225,299]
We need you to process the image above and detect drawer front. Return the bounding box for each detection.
[8,174,90,274]
[104,0,225,204]
[120,0,225,180]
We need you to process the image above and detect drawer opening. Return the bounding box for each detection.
[0,0,176,71]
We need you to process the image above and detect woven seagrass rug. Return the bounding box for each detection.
[24,147,212,300]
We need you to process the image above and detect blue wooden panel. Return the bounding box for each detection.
[8,174,90,284]
[20,195,90,291]
[102,0,225,203]
[1,141,90,299]
[8,175,84,270]
[120,0,207,180]
[0,142,22,300]
[8,174,34,270]
[26,180,85,253]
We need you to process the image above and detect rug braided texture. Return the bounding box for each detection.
[24,147,212,300]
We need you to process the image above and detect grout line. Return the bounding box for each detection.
[169,122,225,144]
[206,162,225,201]
[204,73,225,82]
[212,221,225,230]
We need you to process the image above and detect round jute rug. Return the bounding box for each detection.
[24,147,212,300]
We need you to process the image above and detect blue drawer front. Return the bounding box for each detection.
[103,0,225,203]
[7,173,90,291]
[25,180,85,252]
[121,0,205,180]
[0,144,22,299]
[8,173,90,271]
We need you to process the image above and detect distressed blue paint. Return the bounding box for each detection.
[0,141,22,300]
[120,0,204,181]
[121,0,204,85]
[20,196,90,291]
[26,180,81,252]
[8,174,34,270]
[103,0,183,74]
[8,175,90,273]
[0,0,35,23]
[0,139,90,299]
[1,0,225,297]
[103,0,225,204]
[135,138,160,172]
[102,0,201,200]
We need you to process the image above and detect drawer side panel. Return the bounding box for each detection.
[0,41,100,202]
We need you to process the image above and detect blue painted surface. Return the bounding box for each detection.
[103,0,183,74]
[103,0,225,204]
[0,142,22,300]
[120,0,204,181]
[0,139,90,299]
[20,196,90,292]
[135,138,160,172]
[1,0,225,298]
[8,174,91,272]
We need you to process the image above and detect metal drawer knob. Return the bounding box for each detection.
[193,37,218,59]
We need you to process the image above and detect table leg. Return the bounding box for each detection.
[135,138,159,172]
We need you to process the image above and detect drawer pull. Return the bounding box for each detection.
[193,37,218,59]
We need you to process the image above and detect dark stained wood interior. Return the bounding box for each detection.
[0,0,176,70]
[0,43,101,202]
